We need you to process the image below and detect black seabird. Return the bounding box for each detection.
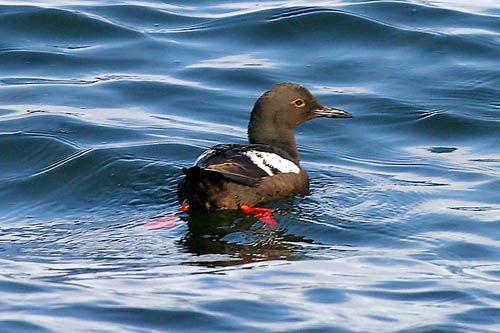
[177,83,352,210]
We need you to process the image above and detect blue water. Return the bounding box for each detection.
[1,1,500,332]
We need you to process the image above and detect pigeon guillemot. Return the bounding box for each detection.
[177,82,352,210]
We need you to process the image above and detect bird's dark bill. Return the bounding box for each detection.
[314,105,352,118]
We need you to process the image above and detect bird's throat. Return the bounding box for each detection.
[248,129,300,163]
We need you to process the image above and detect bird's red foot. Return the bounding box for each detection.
[180,200,190,211]
[144,200,190,230]
[240,204,278,228]
[144,214,176,229]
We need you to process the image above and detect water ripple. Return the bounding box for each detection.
[1,0,500,332]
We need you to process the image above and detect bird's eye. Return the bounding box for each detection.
[291,99,306,107]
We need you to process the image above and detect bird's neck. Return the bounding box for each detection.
[248,128,300,163]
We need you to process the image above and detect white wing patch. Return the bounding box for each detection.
[241,150,300,176]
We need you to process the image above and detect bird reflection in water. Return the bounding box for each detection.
[178,208,306,266]
[145,204,309,266]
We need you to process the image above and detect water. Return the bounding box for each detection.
[1,0,499,331]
